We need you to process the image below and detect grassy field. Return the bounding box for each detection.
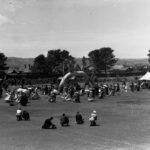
[0,90,150,150]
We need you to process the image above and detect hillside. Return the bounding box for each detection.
[75,58,149,67]
[6,57,149,71]
[6,57,34,72]
[117,58,149,66]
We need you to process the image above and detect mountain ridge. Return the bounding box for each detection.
[6,57,149,71]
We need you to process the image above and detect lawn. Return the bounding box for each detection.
[0,90,150,150]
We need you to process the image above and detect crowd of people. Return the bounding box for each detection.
[58,80,143,102]
[0,77,149,132]
[0,78,147,107]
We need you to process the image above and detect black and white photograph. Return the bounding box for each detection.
[0,0,150,149]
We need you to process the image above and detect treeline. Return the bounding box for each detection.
[31,47,117,77]
[1,47,149,80]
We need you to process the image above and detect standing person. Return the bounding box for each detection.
[125,83,128,92]
[99,86,104,99]
[44,85,48,95]
[88,88,95,102]
[116,83,120,92]
[104,84,109,95]
[111,84,116,96]
[94,84,99,96]
[130,82,134,92]
[89,110,97,126]
[41,85,45,95]
[137,82,141,91]
[9,90,15,106]
[75,112,84,124]
[0,84,3,98]
[68,85,74,98]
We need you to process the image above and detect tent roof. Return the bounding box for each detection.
[139,71,150,80]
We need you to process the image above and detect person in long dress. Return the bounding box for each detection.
[16,107,23,121]
[89,110,97,126]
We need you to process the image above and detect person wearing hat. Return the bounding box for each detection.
[16,107,23,121]
[42,117,56,129]
[89,110,97,126]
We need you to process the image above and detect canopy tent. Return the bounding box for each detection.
[58,71,94,91]
[139,71,150,80]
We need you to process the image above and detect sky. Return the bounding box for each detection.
[0,0,150,58]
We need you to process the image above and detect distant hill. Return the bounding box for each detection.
[6,57,149,72]
[75,58,149,67]
[6,57,34,72]
[116,58,149,66]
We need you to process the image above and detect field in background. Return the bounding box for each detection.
[0,90,150,150]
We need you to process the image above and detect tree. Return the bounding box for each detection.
[82,56,87,71]
[0,52,8,73]
[147,50,150,63]
[32,50,75,76]
[81,56,92,76]
[32,54,47,73]
[46,49,75,75]
[88,47,117,75]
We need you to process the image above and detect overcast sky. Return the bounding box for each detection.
[0,0,149,58]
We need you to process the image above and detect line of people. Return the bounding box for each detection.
[16,107,98,129]
[42,110,98,129]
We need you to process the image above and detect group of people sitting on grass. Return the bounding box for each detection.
[4,85,41,107]
[16,107,98,128]
[41,110,97,129]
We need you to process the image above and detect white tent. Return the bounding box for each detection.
[139,71,150,80]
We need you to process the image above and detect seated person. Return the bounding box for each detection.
[88,88,95,102]
[4,91,11,103]
[48,92,56,103]
[42,117,56,129]
[75,112,84,124]
[16,108,23,121]
[60,113,69,126]
[73,92,80,103]
[89,110,97,126]
[22,110,30,120]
